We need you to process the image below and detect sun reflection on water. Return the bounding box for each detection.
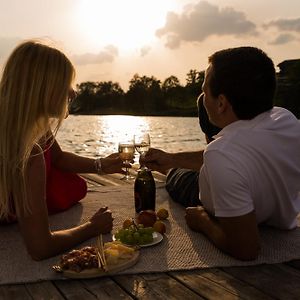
[57,115,204,158]
[95,115,150,153]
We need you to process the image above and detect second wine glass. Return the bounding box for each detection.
[134,133,151,169]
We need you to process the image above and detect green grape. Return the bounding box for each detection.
[143,234,153,243]
[144,227,154,234]
[115,221,154,245]
[124,233,134,245]
[133,232,140,243]
[139,235,146,245]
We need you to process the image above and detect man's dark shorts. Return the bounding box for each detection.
[166,168,201,207]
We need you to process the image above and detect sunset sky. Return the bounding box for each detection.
[0,0,300,91]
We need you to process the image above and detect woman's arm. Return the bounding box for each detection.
[49,138,125,174]
[18,146,113,260]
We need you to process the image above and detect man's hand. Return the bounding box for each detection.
[185,206,261,261]
[141,148,204,172]
[141,148,174,174]
[185,206,210,232]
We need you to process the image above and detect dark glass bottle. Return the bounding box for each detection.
[134,168,156,213]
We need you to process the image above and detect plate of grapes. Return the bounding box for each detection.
[113,224,163,248]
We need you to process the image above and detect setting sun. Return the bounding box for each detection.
[74,0,174,51]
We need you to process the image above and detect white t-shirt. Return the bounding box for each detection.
[199,107,300,229]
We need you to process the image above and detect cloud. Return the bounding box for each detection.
[264,18,300,32]
[140,46,151,57]
[156,1,256,49]
[72,45,118,65]
[269,33,296,45]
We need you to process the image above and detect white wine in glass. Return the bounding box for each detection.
[118,141,135,180]
[135,142,150,155]
[134,133,151,169]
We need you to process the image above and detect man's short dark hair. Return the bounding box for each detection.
[208,47,276,119]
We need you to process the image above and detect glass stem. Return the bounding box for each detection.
[140,153,146,169]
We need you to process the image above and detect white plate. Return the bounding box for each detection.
[113,232,163,248]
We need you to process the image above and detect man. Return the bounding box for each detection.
[143,46,300,261]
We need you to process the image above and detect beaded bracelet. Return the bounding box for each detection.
[95,158,103,174]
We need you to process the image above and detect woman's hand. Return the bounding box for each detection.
[89,206,113,235]
[101,153,131,174]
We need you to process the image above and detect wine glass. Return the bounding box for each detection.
[118,137,135,180]
[134,133,151,169]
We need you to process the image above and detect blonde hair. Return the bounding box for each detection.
[0,40,75,219]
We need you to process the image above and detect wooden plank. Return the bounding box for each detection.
[54,280,96,300]
[25,281,64,299]
[83,171,165,189]
[82,277,133,299]
[82,174,124,187]
[113,273,204,299]
[0,284,32,300]
[84,177,104,187]
[286,259,300,270]
[170,268,273,300]
[222,263,300,300]
[103,173,135,185]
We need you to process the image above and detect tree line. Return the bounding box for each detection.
[70,60,300,118]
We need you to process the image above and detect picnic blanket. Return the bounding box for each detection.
[1,185,300,285]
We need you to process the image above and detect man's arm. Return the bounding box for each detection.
[142,148,204,174]
[185,207,260,261]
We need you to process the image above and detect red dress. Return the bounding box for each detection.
[0,147,87,223]
[43,147,87,214]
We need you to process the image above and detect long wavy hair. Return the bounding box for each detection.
[0,40,75,219]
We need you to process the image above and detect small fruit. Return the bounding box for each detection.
[136,210,157,227]
[153,220,166,234]
[123,218,133,229]
[156,208,169,220]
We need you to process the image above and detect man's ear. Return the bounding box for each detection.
[217,94,238,123]
[216,94,229,114]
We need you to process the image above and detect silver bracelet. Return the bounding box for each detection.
[95,158,103,174]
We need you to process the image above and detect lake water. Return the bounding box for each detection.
[56,115,206,159]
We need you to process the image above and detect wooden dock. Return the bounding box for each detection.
[1,170,300,300]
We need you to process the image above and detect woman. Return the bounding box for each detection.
[0,40,124,260]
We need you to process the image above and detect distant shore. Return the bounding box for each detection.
[70,108,198,118]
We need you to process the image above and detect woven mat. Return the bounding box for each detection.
[1,185,300,285]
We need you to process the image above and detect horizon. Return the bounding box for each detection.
[1,0,300,91]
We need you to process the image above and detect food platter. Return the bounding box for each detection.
[53,250,139,279]
[113,231,163,248]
